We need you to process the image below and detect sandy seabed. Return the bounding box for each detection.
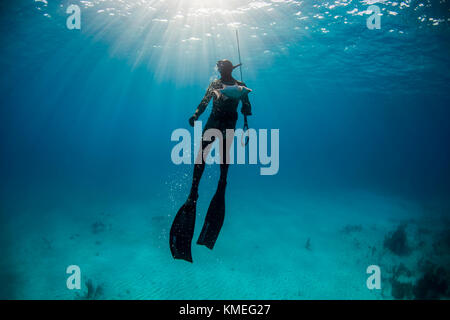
[1,186,448,300]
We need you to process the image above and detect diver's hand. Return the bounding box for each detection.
[189,115,197,127]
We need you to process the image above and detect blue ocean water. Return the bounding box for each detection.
[0,0,449,299]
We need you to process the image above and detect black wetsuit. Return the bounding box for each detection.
[195,79,252,135]
[191,78,252,192]
[169,77,253,261]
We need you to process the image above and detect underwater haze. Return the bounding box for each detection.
[1,0,449,299]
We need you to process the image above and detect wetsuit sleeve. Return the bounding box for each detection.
[240,82,252,116]
[193,83,214,119]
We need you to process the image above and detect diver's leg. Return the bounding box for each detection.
[197,134,230,249]
[219,157,230,185]
[218,127,234,185]
[188,139,213,203]
[188,164,203,202]
[169,129,213,262]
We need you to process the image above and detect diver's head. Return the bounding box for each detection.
[216,59,233,76]
[216,59,241,77]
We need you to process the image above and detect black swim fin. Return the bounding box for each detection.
[169,193,198,263]
[197,182,226,250]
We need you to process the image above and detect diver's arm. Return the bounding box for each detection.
[190,84,214,123]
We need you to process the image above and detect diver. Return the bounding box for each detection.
[169,59,252,262]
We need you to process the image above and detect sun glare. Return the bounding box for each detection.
[84,0,261,82]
